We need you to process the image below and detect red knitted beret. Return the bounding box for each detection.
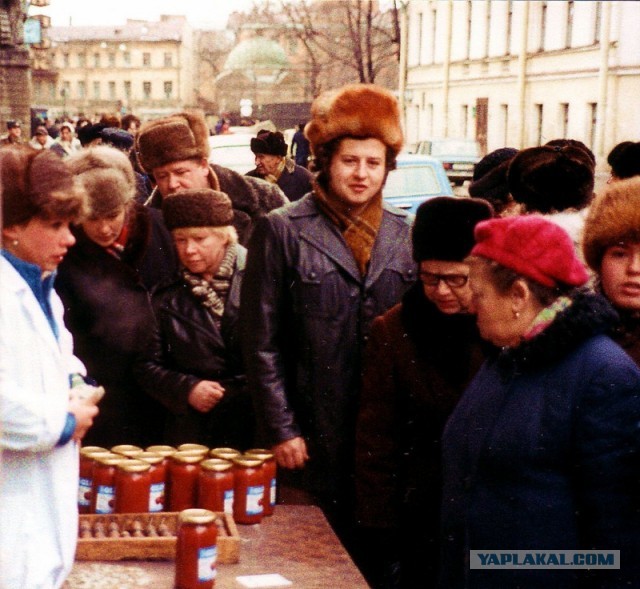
[471,215,589,288]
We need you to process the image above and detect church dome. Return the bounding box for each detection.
[223,36,290,72]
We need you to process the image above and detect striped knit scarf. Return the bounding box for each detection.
[313,179,383,277]
[182,242,237,327]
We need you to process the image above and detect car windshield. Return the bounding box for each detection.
[384,164,443,197]
[430,140,479,157]
[211,145,252,169]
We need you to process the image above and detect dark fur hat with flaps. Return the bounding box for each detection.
[582,176,640,271]
[412,196,493,263]
[162,188,234,230]
[250,130,287,157]
[508,144,595,214]
[304,83,404,157]
[136,111,210,173]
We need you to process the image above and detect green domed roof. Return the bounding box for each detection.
[224,37,290,71]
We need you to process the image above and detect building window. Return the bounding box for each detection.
[77,52,86,68]
[505,0,513,55]
[566,0,574,48]
[77,81,85,99]
[63,53,70,67]
[124,80,131,99]
[34,81,42,101]
[108,52,116,67]
[539,1,547,51]
[430,8,437,64]
[93,52,100,68]
[593,2,602,44]
[588,102,597,150]
[501,104,509,146]
[484,1,491,58]
[143,52,151,67]
[108,81,116,100]
[164,81,173,100]
[427,103,434,136]
[123,51,131,66]
[415,11,423,64]
[465,1,472,60]
[164,52,173,67]
[560,103,569,138]
[49,81,56,100]
[461,105,469,137]
[143,81,152,100]
[62,80,71,98]
[93,81,100,99]
[535,104,543,145]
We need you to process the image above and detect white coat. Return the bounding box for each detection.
[0,256,85,589]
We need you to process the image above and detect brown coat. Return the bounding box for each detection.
[355,283,487,586]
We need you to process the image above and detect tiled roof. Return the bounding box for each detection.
[49,16,187,43]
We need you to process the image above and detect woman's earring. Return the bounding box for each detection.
[513,310,520,319]
[12,240,18,247]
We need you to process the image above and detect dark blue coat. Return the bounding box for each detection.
[440,292,640,589]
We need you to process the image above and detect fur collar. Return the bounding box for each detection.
[493,290,618,375]
[401,282,487,384]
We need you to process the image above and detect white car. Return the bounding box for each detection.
[207,133,256,174]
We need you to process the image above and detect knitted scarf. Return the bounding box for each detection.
[181,242,237,327]
[313,178,383,277]
[263,158,286,184]
[523,296,572,341]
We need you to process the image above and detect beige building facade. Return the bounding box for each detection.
[45,15,195,121]
[399,0,640,166]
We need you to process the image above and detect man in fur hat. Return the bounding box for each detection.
[246,129,312,202]
[135,111,287,246]
[240,84,416,581]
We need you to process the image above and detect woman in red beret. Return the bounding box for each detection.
[440,215,640,588]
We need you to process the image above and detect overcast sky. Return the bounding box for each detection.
[37,0,258,29]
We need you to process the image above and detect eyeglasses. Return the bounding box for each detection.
[419,272,469,288]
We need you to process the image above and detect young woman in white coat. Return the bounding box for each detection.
[0,147,99,589]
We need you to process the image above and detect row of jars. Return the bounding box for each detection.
[78,444,277,525]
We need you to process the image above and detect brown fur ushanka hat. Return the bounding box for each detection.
[136,111,210,173]
[162,188,234,230]
[582,176,640,270]
[304,83,403,157]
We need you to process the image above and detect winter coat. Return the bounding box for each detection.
[355,283,487,588]
[0,256,84,589]
[56,204,177,447]
[146,163,288,246]
[134,246,254,448]
[440,292,640,589]
[247,157,313,202]
[241,194,416,513]
[610,308,640,367]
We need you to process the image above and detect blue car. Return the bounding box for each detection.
[383,153,454,214]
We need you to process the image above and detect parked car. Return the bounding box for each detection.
[383,153,454,214]
[414,138,481,185]
[207,133,256,174]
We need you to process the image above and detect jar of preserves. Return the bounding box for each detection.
[78,446,108,514]
[115,459,152,513]
[168,452,203,512]
[110,444,144,458]
[245,448,277,516]
[146,444,177,467]
[198,459,234,514]
[175,508,218,589]
[209,447,241,462]
[232,456,264,524]
[138,451,167,512]
[91,455,126,514]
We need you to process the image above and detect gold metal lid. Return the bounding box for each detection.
[117,459,151,473]
[110,444,144,457]
[177,443,209,453]
[200,458,233,472]
[146,445,177,457]
[232,456,263,468]
[209,447,241,460]
[179,508,216,525]
[170,451,204,465]
[136,451,165,465]
[245,448,274,460]
[80,445,108,456]
[94,455,128,467]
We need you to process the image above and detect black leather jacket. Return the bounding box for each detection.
[240,195,416,504]
[134,246,254,448]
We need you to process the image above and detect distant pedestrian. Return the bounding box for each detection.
[0,120,23,146]
[29,125,54,150]
[246,129,312,201]
[291,122,311,168]
[607,141,640,182]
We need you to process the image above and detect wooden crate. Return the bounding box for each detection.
[76,512,240,563]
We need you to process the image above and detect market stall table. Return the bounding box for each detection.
[66,505,370,588]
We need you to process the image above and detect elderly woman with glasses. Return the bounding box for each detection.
[355,196,493,589]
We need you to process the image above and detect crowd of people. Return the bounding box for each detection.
[1,86,640,589]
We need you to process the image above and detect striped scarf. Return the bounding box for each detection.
[313,179,383,277]
[182,242,237,327]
